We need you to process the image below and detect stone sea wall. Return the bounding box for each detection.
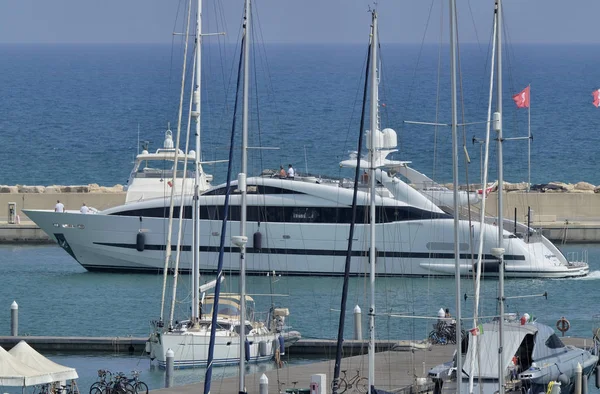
[0,184,127,221]
[448,181,600,193]
[0,184,124,194]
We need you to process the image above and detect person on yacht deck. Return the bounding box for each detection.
[287,164,295,179]
[54,200,64,213]
[279,165,286,178]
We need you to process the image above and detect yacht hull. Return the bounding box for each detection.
[25,209,588,278]
[149,331,278,368]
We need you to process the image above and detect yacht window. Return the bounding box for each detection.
[111,205,192,219]
[545,334,565,349]
[196,205,451,224]
[290,208,319,223]
[217,305,240,317]
[216,323,231,331]
[203,185,303,196]
[135,159,194,179]
[112,203,452,223]
[233,324,253,335]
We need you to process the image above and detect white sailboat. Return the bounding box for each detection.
[145,0,285,369]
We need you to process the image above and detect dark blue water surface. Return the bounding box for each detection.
[1,43,600,188]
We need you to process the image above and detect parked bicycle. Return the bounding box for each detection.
[89,369,147,394]
[331,370,368,394]
[90,369,112,394]
[128,371,148,394]
[428,320,466,345]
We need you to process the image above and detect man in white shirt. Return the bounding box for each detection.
[80,203,89,214]
[287,164,295,178]
[54,200,65,213]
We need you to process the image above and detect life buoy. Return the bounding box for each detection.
[556,317,570,333]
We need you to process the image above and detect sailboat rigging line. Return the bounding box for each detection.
[496,0,507,391]
[368,10,378,392]
[160,0,194,324]
[449,1,463,393]
[168,49,197,326]
[332,35,371,394]
[432,0,444,190]
[453,2,478,285]
[239,0,251,390]
[203,31,245,394]
[469,8,496,394]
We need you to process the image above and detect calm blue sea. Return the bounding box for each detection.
[1,244,600,391]
[1,43,599,188]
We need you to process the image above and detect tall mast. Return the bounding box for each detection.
[495,0,506,390]
[191,0,203,325]
[367,10,377,391]
[449,0,462,391]
[238,0,250,392]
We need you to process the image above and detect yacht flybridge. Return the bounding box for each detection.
[25,126,588,278]
[124,128,213,203]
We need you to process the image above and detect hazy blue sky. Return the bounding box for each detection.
[0,0,598,44]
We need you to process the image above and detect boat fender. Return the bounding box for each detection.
[258,340,268,357]
[596,365,600,389]
[278,335,285,356]
[558,373,569,386]
[556,317,570,334]
[253,231,262,251]
[245,339,250,362]
[136,232,145,252]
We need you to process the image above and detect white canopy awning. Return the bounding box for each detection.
[0,345,53,387]
[463,322,537,379]
[9,341,78,382]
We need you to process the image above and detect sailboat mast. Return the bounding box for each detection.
[238,0,250,391]
[368,10,377,391]
[448,0,463,391]
[191,0,203,325]
[495,0,506,390]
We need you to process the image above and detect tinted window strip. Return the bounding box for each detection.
[110,205,452,224]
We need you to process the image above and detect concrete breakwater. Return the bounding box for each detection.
[0,184,126,221]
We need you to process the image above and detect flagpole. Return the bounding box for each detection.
[527,84,531,193]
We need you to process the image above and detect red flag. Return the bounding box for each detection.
[512,86,530,108]
[593,89,600,108]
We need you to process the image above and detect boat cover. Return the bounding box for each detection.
[0,345,53,386]
[9,341,78,381]
[463,322,537,379]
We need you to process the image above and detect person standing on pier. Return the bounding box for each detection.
[54,200,64,213]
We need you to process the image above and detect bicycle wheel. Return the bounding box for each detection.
[355,377,369,393]
[89,383,103,394]
[124,383,135,394]
[89,387,103,394]
[428,330,438,344]
[331,378,347,394]
[133,382,148,394]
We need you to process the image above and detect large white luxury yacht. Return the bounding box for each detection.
[25,128,588,278]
